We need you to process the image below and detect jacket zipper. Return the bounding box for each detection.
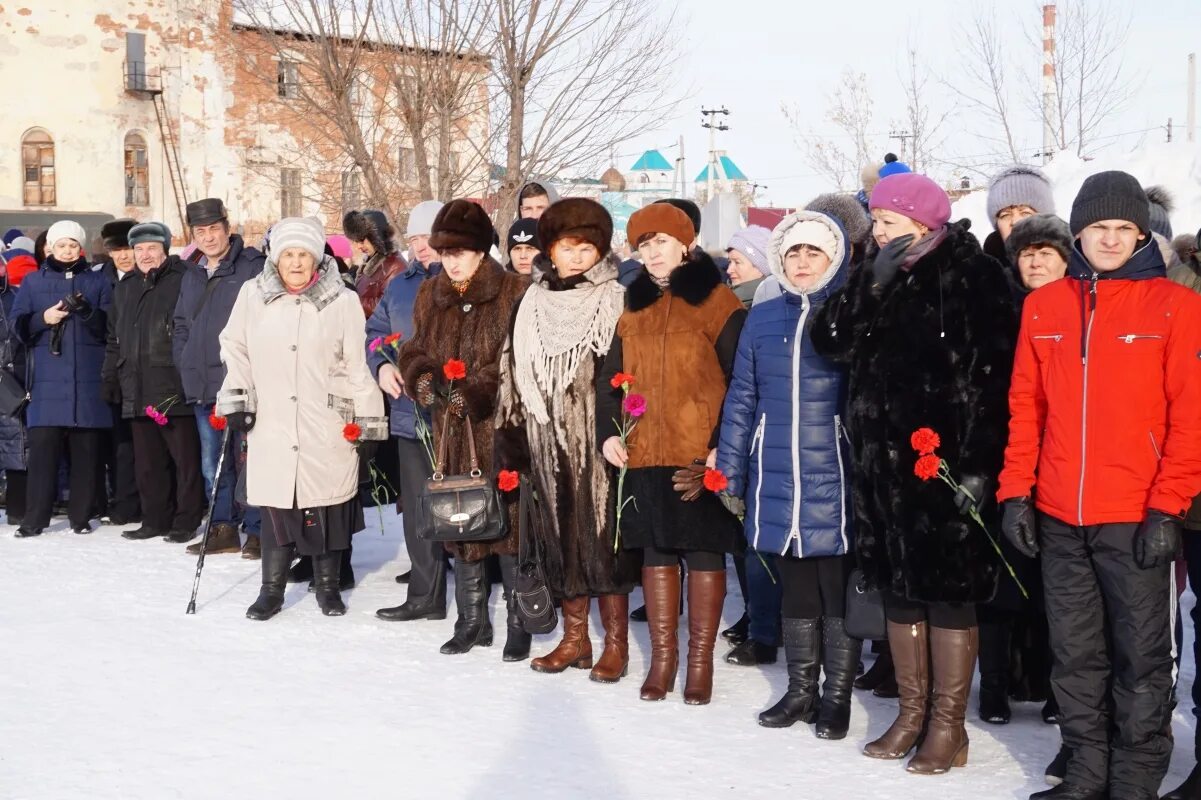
[1117,334,1163,343]
[1077,275,1098,525]
[658,292,673,464]
[784,296,810,558]
[834,414,849,555]
[1150,431,1162,460]
[1031,334,1063,342]
[751,413,766,550]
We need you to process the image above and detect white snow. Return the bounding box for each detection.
[953,141,1201,240]
[0,512,1195,799]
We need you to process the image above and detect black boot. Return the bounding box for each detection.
[1162,763,1201,799]
[759,617,821,727]
[440,558,493,655]
[816,617,862,740]
[855,641,897,696]
[978,618,1012,724]
[1044,745,1071,787]
[721,613,750,645]
[1029,785,1107,799]
[724,638,778,666]
[340,543,355,590]
[246,542,293,621]
[499,554,531,662]
[289,555,313,583]
[313,551,346,616]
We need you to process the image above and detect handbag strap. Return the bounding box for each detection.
[432,405,482,479]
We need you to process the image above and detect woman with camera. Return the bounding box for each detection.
[11,220,113,537]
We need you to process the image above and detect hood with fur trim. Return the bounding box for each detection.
[767,211,850,299]
[342,209,397,256]
[804,193,872,249]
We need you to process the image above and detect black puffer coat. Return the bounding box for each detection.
[0,284,27,470]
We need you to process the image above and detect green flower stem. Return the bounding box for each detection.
[937,465,1029,600]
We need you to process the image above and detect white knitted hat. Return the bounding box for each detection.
[46,220,87,248]
[269,217,326,265]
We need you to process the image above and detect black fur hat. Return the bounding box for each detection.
[342,209,397,255]
[1005,214,1073,264]
[100,218,137,251]
[429,199,495,253]
[537,198,613,257]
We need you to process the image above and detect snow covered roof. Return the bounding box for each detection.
[630,150,673,172]
[695,154,747,183]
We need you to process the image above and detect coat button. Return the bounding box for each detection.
[290,345,297,351]
[290,395,297,401]
[292,445,298,451]
[295,298,302,305]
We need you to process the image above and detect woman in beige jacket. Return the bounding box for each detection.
[217,217,386,620]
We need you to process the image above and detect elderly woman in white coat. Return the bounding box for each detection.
[217,217,386,620]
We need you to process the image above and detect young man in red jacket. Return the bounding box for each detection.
[997,171,1201,800]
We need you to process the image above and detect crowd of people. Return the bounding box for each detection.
[4,160,1201,800]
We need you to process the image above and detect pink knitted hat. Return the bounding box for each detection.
[869,173,951,230]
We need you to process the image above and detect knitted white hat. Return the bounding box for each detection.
[407,200,445,239]
[46,220,87,249]
[268,217,326,265]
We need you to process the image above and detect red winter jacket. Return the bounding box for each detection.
[997,241,1201,524]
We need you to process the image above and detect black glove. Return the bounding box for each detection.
[61,291,91,318]
[1001,497,1039,559]
[671,459,706,502]
[719,492,745,518]
[100,381,121,405]
[1134,510,1183,569]
[225,411,256,432]
[953,474,990,515]
[870,234,916,292]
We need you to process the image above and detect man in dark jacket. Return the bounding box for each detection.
[172,198,265,558]
[103,222,205,543]
[998,172,1201,800]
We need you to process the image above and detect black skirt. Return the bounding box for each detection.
[262,496,364,556]
[617,467,742,554]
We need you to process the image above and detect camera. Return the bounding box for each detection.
[49,292,92,357]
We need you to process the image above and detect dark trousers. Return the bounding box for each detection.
[131,416,205,532]
[105,416,140,520]
[1040,514,1175,795]
[398,436,446,610]
[885,592,977,630]
[5,469,26,522]
[24,426,104,529]
[778,554,851,619]
[1182,528,1201,757]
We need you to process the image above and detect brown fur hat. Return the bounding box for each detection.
[537,198,613,257]
[429,199,495,253]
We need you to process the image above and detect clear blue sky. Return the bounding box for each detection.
[617,0,1200,207]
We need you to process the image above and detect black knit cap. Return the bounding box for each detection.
[1069,170,1150,236]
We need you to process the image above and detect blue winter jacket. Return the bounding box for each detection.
[172,235,266,405]
[365,259,441,438]
[716,212,852,558]
[12,258,113,429]
[0,284,27,470]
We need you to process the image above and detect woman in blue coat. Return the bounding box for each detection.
[11,221,112,536]
[716,210,859,740]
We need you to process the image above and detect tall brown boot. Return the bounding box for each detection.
[530,595,593,673]
[590,594,630,683]
[863,620,930,759]
[640,566,682,701]
[683,569,726,705]
[907,626,977,774]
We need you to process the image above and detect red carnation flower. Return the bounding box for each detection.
[910,427,941,455]
[443,359,467,381]
[914,453,942,481]
[343,422,362,442]
[497,470,520,492]
[703,467,729,493]
[385,333,402,346]
[610,372,635,390]
[208,413,227,431]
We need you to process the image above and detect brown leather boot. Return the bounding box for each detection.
[683,569,726,705]
[907,626,977,774]
[863,620,930,759]
[186,522,242,555]
[530,595,593,673]
[640,566,682,701]
[590,594,630,683]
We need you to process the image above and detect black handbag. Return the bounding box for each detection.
[512,477,557,635]
[845,568,886,642]
[416,411,508,543]
[0,366,28,418]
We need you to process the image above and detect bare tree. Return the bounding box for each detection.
[896,48,950,175]
[785,68,875,190]
[949,10,1022,165]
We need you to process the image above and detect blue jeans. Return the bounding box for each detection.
[746,548,783,646]
[194,403,260,536]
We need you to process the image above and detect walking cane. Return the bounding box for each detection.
[186,426,233,615]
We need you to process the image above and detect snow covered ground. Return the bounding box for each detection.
[0,510,1195,799]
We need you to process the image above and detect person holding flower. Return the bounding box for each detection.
[395,199,529,656]
[217,217,387,620]
[597,202,746,705]
[495,198,637,674]
[715,210,859,739]
[810,172,1018,774]
[101,221,205,543]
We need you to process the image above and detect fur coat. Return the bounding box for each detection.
[811,222,1018,604]
[397,257,529,561]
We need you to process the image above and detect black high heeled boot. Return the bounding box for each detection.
[313,551,346,616]
[246,541,294,621]
[440,558,493,655]
[816,617,862,740]
[759,618,822,727]
[499,554,531,662]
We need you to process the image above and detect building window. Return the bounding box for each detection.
[280,168,302,217]
[398,146,416,183]
[125,31,147,91]
[124,132,150,206]
[21,129,55,206]
[341,170,361,213]
[277,59,300,99]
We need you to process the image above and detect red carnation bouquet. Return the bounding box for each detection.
[910,427,1027,598]
[610,372,646,553]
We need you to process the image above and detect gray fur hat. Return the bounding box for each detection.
[1144,185,1174,240]
[987,165,1055,225]
[1005,214,1072,264]
[805,192,872,248]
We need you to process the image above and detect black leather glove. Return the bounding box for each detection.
[870,234,916,292]
[953,474,990,515]
[1134,510,1183,569]
[100,381,121,405]
[225,411,256,432]
[62,291,91,317]
[1001,497,1039,559]
[671,459,706,502]
[719,492,746,518]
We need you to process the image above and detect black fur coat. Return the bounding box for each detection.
[811,223,1019,604]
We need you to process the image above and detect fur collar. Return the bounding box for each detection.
[255,255,346,311]
[429,256,509,310]
[626,250,724,312]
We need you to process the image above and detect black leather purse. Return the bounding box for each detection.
[512,476,557,634]
[417,412,508,543]
[0,302,27,418]
[845,568,886,642]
